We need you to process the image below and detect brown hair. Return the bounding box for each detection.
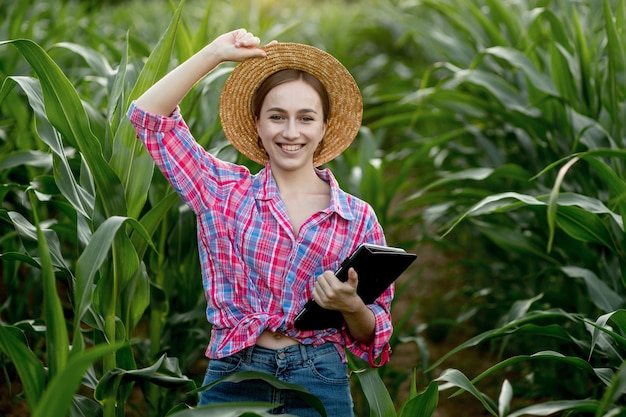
[251,69,331,122]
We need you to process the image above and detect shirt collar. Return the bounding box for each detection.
[254,164,354,221]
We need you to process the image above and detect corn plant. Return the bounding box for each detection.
[6,0,626,416]
[0,1,197,416]
[364,0,626,414]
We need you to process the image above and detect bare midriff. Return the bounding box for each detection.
[256,330,300,349]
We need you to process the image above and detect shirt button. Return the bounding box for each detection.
[277,352,286,359]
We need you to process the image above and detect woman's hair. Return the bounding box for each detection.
[251,69,330,122]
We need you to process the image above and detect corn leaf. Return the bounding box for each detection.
[191,370,327,417]
[73,215,154,346]
[398,380,438,417]
[29,191,69,379]
[0,39,126,217]
[32,343,123,417]
[0,325,46,410]
[351,368,396,417]
[110,0,185,219]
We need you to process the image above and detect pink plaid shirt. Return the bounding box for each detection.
[127,102,393,364]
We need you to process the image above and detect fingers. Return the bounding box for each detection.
[312,270,359,309]
[232,28,260,48]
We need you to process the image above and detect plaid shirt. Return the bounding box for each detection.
[127,103,393,364]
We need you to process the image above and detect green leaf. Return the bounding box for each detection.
[436,369,497,415]
[546,156,580,252]
[95,354,194,400]
[498,380,512,417]
[50,42,114,77]
[4,76,96,218]
[193,371,327,417]
[351,368,396,417]
[0,39,127,218]
[110,0,186,219]
[427,308,580,372]
[507,400,599,417]
[562,266,624,313]
[556,206,619,251]
[484,46,558,96]
[587,310,626,359]
[0,325,46,410]
[167,402,283,417]
[29,191,69,379]
[73,216,154,346]
[596,359,626,416]
[6,210,66,269]
[398,380,438,417]
[32,343,123,417]
[459,351,598,394]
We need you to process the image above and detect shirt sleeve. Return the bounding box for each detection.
[342,213,394,367]
[126,101,250,214]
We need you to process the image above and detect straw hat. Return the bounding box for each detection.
[219,42,363,166]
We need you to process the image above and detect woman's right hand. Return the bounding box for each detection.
[207,28,275,64]
[134,28,275,116]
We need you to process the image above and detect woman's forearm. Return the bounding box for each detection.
[134,46,222,116]
[342,301,376,345]
[134,29,268,116]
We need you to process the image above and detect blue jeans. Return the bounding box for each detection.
[198,343,354,416]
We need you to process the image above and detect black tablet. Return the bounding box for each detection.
[294,244,417,331]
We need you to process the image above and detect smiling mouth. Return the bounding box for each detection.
[280,144,304,152]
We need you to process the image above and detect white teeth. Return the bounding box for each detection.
[281,144,302,151]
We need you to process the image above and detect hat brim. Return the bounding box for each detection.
[219,42,363,166]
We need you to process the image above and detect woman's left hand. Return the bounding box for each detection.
[312,268,363,314]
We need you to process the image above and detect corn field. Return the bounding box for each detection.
[1,0,625,416]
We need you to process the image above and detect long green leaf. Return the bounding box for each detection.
[351,368,396,417]
[0,325,46,410]
[507,400,600,417]
[110,0,186,219]
[95,354,193,400]
[167,402,282,417]
[587,310,626,359]
[604,0,626,133]
[546,156,580,252]
[436,369,497,416]
[0,39,126,218]
[4,75,95,218]
[562,266,624,313]
[596,359,626,416]
[427,309,580,372]
[32,343,123,417]
[29,191,69,379]
[398,380,438,417]
[193,370,327,417]
[72,215,154,346]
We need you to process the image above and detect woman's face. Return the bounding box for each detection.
[256,79,327,172]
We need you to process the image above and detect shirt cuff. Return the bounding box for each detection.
[344,303,393,367]
[127,101,182,132]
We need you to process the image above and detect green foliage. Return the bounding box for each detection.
[2,0,626,416]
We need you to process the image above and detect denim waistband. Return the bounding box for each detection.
[242,342,338,366]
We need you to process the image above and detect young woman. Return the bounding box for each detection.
[128,28,393,416]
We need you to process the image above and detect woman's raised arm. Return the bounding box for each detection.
[134,29,269,116]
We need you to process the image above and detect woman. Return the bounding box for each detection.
[128,28,393,416]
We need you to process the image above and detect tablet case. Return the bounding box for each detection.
[293,243,417,331]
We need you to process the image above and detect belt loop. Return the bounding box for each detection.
[244,345,254,363]
[298,343,309,363]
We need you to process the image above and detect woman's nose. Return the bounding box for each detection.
[283,119,300,139]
